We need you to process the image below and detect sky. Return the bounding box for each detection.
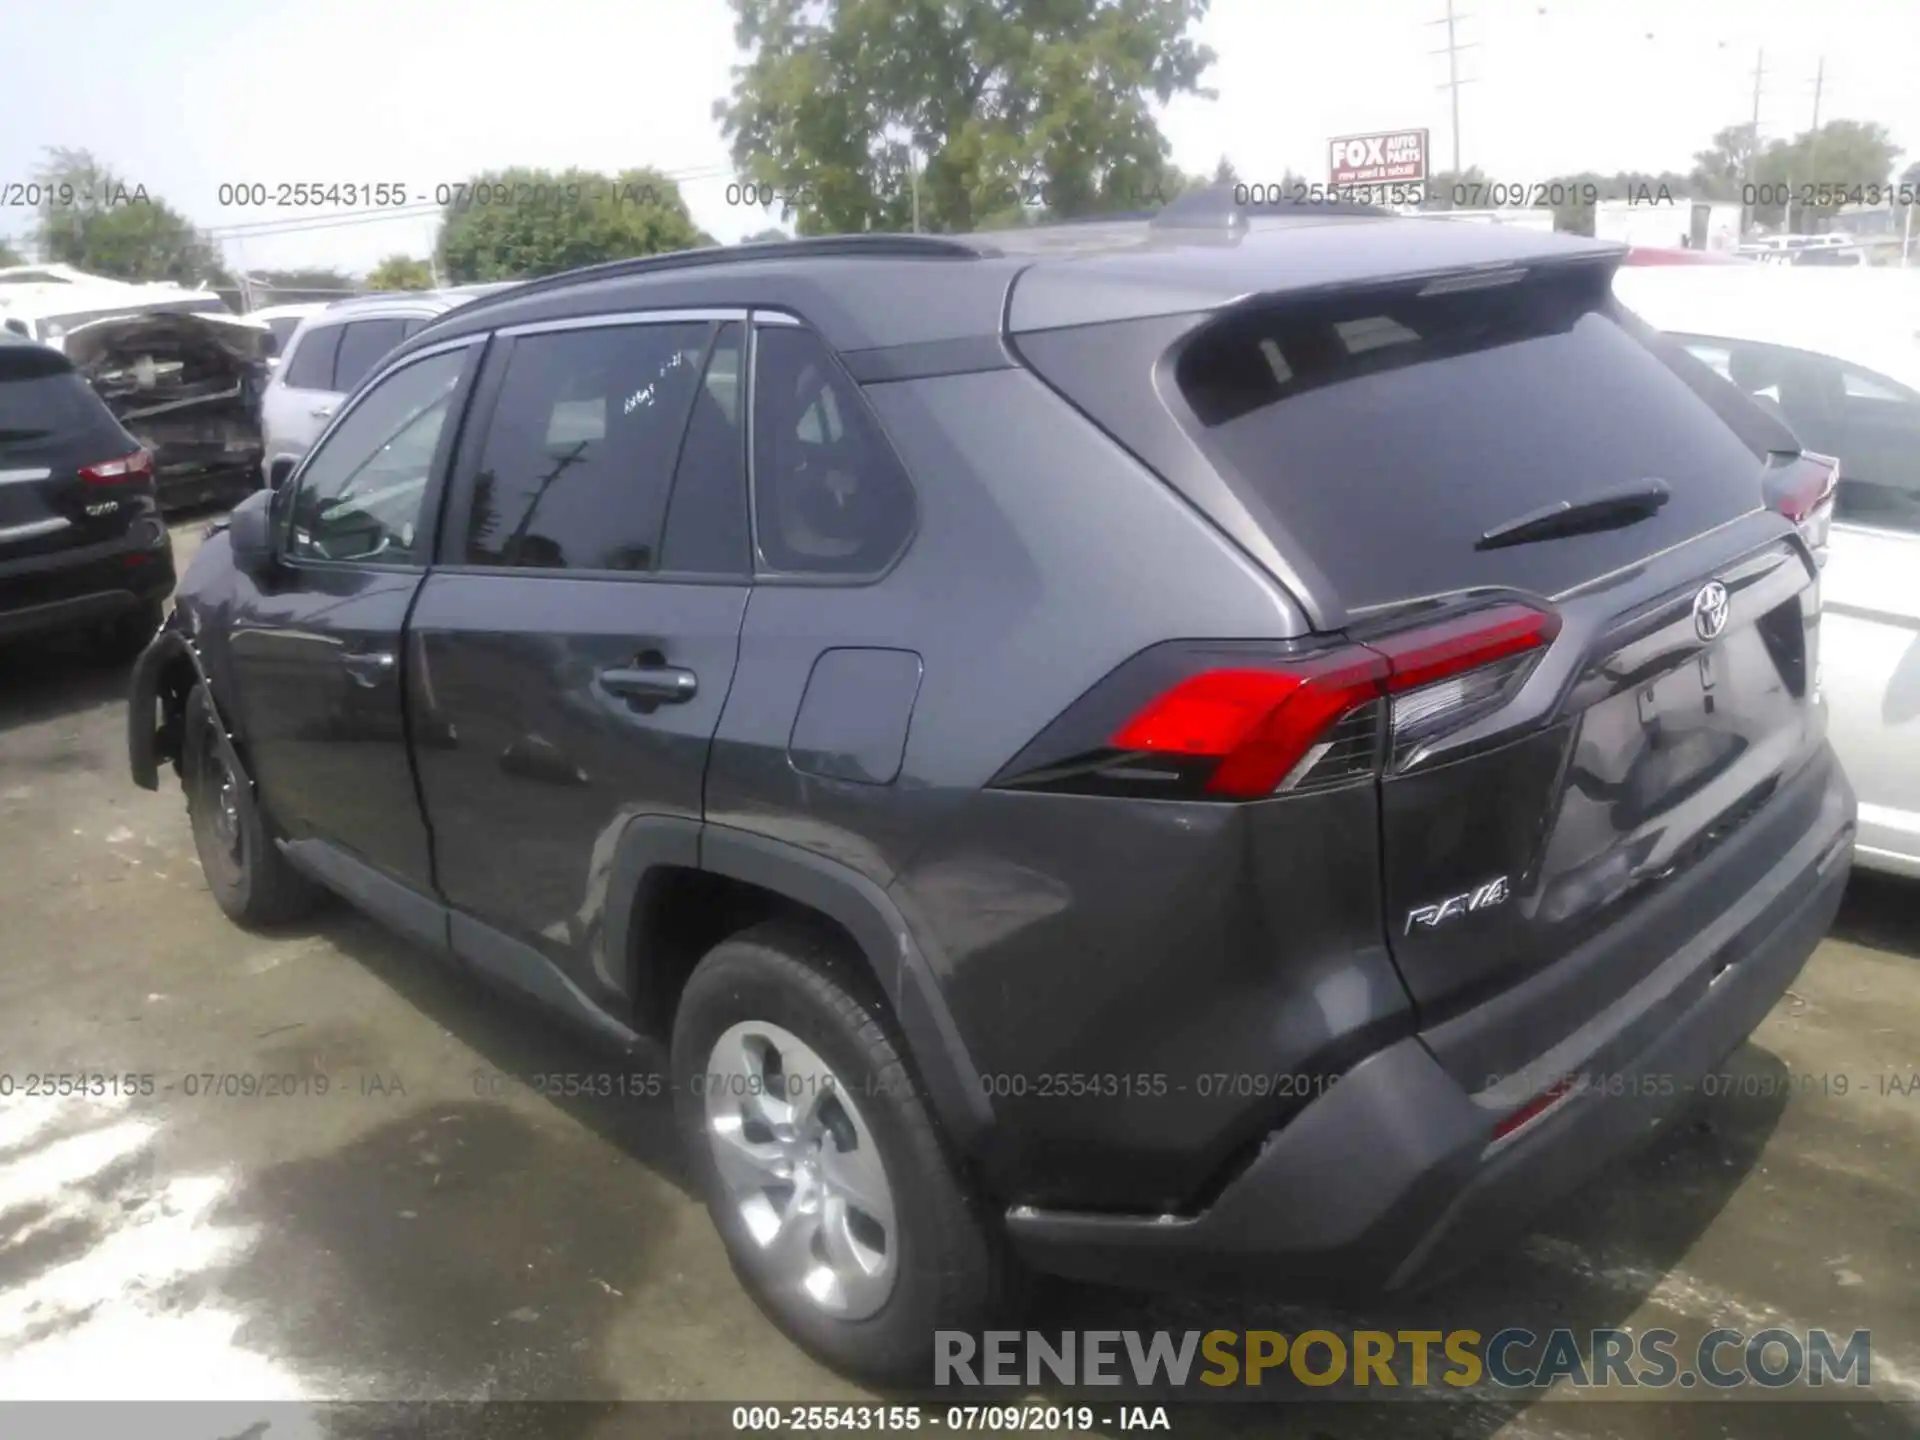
[2,0,1915,278]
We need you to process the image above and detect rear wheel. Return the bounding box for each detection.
[182,683,319,927]
[671,922,1010,1382]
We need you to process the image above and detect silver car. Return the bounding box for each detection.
[259,287,510,484]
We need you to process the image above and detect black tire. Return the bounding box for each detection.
[672,921,1011,1383]
[101,599,164,662]
[181,683,320,927]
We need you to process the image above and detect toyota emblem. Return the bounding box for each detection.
[1692,581,1730,641]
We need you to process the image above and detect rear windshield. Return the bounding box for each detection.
[1171,266,1790,611]
[0,359,120,452]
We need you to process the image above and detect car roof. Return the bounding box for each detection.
[395,196,1624,366]
[1613,264,1920,387]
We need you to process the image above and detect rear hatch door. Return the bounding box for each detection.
[0,342,144,563]
[1017,250,1830,1041]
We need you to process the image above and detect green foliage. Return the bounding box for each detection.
[1211,155,1238,186]
[254,267,357,293]
[1418,166,1491,211]
[714,0,1215,235]
[1530,169,1689,235]
[0,236,22,266]
[740,227,791,243]
[1693,120,1902,228]
[30,148,228,285]
[435,166,705,283]
[366,255,435,290]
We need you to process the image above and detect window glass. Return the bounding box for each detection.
[660,323,749,574]
[333,318,410,393]
[751,326,916,575]
[285,348,465,564]
[281,323,342,389]
[1710,339,1920,534]
[463,322,710,572]
[265,316,304,349]
[402,317,432,339]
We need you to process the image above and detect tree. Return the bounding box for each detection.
[366,254,435,290]
[714,0,1216,235]
[253,267,357,294]
[1211,155,1239,187]
[739,227,790,243]
[1689,123,1757,202]
[30,148,229,286]
[436,166,704,283]
[1751,120,1902,229]
[0,236,22,267]
[1902,159,1920,189]
[1418,166,1491,211]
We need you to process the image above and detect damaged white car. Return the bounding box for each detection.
[61,311,273,511]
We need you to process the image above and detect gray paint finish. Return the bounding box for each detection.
[788,647,924,785]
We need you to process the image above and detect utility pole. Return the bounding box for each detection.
[1741,48,1766,237]
[911,147,921,234]
[1428,1,1476,176]
[1798,56,1824,234]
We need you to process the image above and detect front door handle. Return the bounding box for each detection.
[599,664,698,705]
[312,403,336,420]
[341,650,396,687]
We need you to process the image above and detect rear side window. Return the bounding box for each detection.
[659,323,750,575]
[333,318,410,393]
[751,326,915,575]
[282,323,342,389]
[1169,268,1788,611]
[463,322,710,571]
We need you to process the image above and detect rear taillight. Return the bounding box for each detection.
[993,603,1559,801]
[1773,451,1837,565]
[80,449,154,486]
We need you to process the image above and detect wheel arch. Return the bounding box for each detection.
[606,817,997,1156]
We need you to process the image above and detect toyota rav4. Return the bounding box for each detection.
[127,194,1857,1382]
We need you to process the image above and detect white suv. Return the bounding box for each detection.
[260,288,506,482]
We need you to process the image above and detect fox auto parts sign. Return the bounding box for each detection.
[1328,130,1430,186]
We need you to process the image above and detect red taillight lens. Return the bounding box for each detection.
[1113,651,1389,797]
[79,449,153,485]
[1104,603,1558,799]
[1491,1073,1580,1142]
[1776,452,1837,568]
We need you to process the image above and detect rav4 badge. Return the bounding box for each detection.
[1405,876,1511,934]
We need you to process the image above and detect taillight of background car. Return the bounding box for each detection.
[79,449,154,486]
[993,602,1561,800]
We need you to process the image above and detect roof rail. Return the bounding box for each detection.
[1150,184,1391,232]
[430,233,984,324]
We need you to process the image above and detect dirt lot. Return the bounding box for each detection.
[0,513,1915,1437]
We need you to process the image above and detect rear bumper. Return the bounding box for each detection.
[0,525,176,643]
[154,459,260,511]
[1005,755,1855,1293]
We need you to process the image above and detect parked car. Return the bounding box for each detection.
[259,287,512,484]
[1,332,175,654]
[245,302,330,375]
[1615,262,1920,877]
[129,202,1856,1382]
[61,311,273,511]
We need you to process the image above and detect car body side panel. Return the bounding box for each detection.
[1822,523,1920,874]
[703,367,1403,1208]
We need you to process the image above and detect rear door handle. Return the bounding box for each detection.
[312,404,336,419]
[341,650,396,686]
[599,664,698,704]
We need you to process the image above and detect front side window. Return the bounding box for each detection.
[463,322,710,572]
[285,348,466,564]
[750,326,915,576]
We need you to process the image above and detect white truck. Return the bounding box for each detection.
[1592,198,1742,253]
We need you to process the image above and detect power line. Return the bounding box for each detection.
[1427,1,1477,175]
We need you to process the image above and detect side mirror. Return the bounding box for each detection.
[267,455,298,491]
[227,489,279,579]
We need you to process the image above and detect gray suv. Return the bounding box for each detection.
[128,195,1856,1382]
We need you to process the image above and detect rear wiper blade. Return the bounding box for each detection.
[1477,478,1672,551]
